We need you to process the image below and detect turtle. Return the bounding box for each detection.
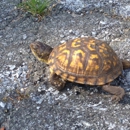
[30,37,130,102]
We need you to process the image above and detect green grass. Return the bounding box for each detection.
[18,0,52,17]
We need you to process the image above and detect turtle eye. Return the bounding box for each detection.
[30,43,37,50]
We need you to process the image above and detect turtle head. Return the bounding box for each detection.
[30,41,53,64]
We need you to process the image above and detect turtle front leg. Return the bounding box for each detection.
[102,84,125,102]
[50,72,66,90]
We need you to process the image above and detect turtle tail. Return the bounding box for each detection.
[122,60,130,69]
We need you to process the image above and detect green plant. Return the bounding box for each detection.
[18,0,52,17]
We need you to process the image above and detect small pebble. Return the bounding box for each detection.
[92,31,97,37]
[100,21,106,25]
[36,106,40,110]
[8,65,16,70]
[60,40,66,43]
[0,102,6,108]
[23,34,27,39]
[81,120,92,127]
[36,97,44,104]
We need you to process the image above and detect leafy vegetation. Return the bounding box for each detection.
[18,0,53,17]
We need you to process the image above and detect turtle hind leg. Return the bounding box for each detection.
[102,84,125,102]
[50,73,66,90]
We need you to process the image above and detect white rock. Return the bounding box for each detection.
[108,123,116,129]
[69,29,73,33]
[92,31,97,37]
[7,52,13,56]
[23,34,27,39]
[100,21,107,25]
[8,65,16,70]
[60,40,66,43]
[52,90,59,95]
[59,34,64,38]
[0,102,6,108]
[81,120,92,127]
[5,71,11,76]
[109,0,113,3]
[0,74,4,78]
[36,97,44,104]
[36,106,40,110]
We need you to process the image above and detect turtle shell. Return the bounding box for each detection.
[48,37,123,85]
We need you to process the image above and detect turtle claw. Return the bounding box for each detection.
[111,95,121,103]
[50,73,66,91]
[51,79,66,91]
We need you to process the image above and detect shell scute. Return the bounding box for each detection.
[48,37,122,85]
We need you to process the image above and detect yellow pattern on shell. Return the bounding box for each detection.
[48,37,123,85]
[68,75,75,82]
[87,40,96,51]
[99,43,107,51]
[90,54,98,59]
[58,43,66,52]
[56,50,70,67]
[71,38,81,47]
[69,50,85,74]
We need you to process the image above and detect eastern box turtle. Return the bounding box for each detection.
[30,37,130,102]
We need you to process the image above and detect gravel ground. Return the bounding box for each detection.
[0,0,130,130]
